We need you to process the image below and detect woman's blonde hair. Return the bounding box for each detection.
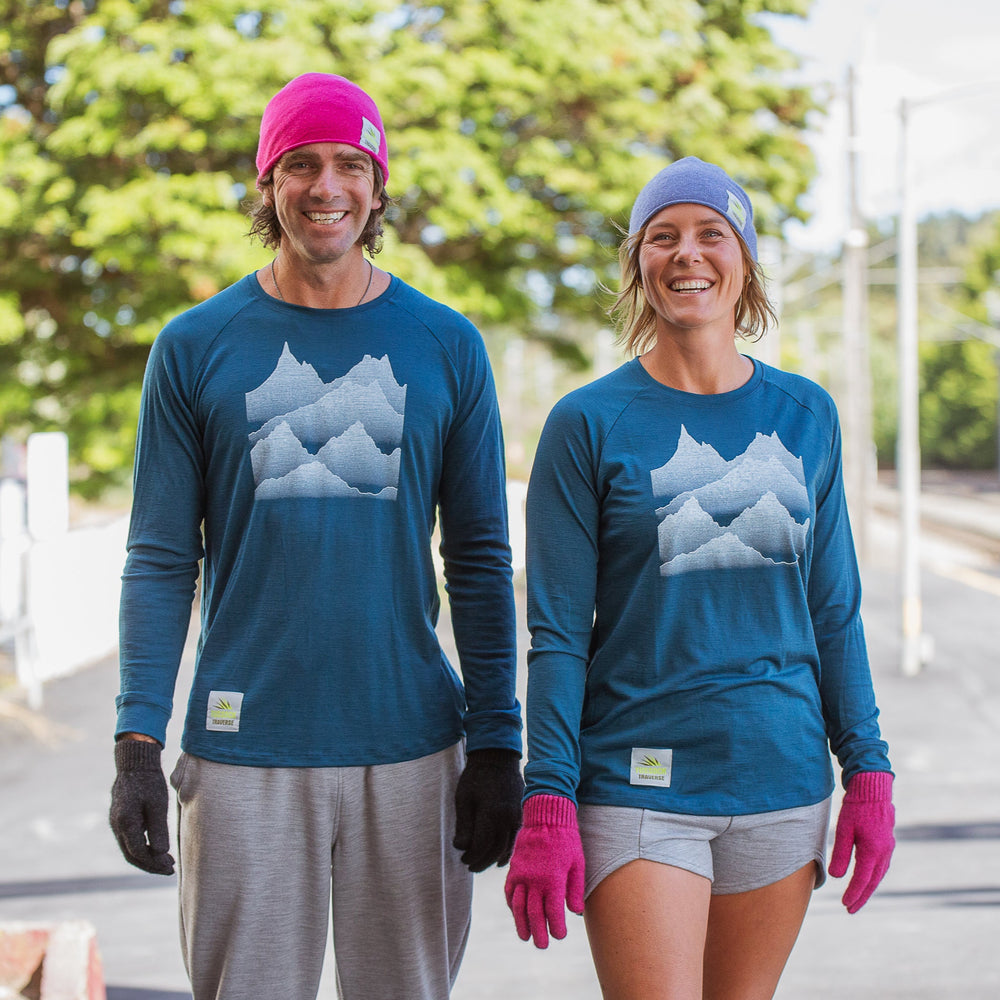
[608,223,777,357]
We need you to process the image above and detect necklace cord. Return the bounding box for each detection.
[269,257,284,301]
[270,257,373,307]
[357,259,374,305]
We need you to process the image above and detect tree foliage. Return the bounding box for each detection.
[918,339,997,469]
[1,0,817,496]
[910,212,998,470]
[960,212,1000,317]
[936,211,1000,470]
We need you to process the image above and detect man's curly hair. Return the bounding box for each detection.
[247,168,394,256]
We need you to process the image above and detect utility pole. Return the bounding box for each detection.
[987,288,1000,484]
[896,97,923,677]
[842,64,874,563]
[893,80,1000,675]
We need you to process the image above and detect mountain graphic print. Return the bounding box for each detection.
[650,426,810,576]
[245,343,406,500]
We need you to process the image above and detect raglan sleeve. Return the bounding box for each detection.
[436,329,522,755]
[115,328,206,746]
[522,397,601,803]
[807,402,892,785]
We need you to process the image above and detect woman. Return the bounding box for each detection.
[505,158,894,1000]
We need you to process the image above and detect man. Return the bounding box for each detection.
[109,73,523,1000]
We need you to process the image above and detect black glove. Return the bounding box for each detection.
[453,748,524,873]
[109,738,175,876]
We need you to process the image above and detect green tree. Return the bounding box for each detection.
[918,339,997,469]
[960,212,1000,314]
[905,211,999,470]
[1,0,817,497]
[943,210,1000,470]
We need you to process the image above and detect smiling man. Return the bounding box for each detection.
[109,73,523,1000]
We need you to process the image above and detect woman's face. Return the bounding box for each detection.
[637,203,745,340]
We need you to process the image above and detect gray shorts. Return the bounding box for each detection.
[578,798,832,898]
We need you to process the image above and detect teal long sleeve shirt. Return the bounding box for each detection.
[524,358,890,815]
[117,273,521,766]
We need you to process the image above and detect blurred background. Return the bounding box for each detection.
[1,2,998,998]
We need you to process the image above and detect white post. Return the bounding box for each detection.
[26,432,69,541]
[889,80,1000,673]
[896,99,924,677]
[9,432,72,708]
[842,64,874,563]
[987,289,1000,482]
[0,479,28,624]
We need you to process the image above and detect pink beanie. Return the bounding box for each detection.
[255,73,389,187]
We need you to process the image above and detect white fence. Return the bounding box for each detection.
[508,479,527,574]
[1,434,128,708]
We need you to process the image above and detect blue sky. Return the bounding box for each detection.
[768,0,1000,251]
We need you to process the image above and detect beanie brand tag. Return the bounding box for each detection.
[359,117,381,156]
[726,190,747,231]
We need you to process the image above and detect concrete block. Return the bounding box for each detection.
[0,922,106,1000]
[0,924,47,996]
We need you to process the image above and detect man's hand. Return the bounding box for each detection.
[453,748,524,872]
[109,736,175,876]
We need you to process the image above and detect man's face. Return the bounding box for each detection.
[264,142,381,270]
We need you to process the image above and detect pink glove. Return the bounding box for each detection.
[829,770,895,913]
[504,794,585,948]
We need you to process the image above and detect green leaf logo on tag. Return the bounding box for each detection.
[630,747,672,786]
[207,690,244,732]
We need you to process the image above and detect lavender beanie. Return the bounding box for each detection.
[256,73,389,187]
[628,157,757,261]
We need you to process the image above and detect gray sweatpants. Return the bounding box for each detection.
[170,742,472,1000]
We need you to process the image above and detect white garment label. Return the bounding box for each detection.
[206,691,244,732]
[359,117,382,155]
[630,747,672,787]
[726,189,747,231]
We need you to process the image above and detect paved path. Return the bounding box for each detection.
[1,480,999,999]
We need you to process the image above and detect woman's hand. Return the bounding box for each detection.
[829,770,895,913]
[504,794,586,948]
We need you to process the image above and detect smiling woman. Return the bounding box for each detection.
[503,155,896,999]
[637,204,747,351]
[611,158,775,391]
